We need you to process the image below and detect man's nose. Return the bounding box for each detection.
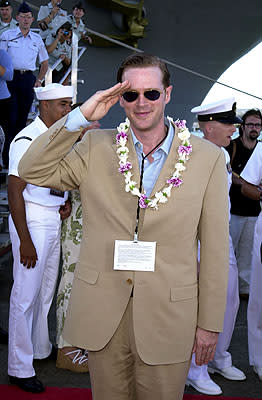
[136,93,147,106]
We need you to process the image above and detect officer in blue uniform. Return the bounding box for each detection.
[0,2,48,166]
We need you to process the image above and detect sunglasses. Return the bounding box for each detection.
[122,89,164,103]
[244,123,262,129]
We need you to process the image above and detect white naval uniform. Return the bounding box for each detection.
[67,15,86,40]
[45,33,72,71]
[37,2,68,41]
[188,148,240,379]
[8,116,68,378]
[0,18,17,35]
[241,142,262,368]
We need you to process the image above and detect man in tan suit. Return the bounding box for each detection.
[19,53,229,400]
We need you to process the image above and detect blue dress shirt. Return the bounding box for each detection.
[0,48,13,99]
[131,122,174,196]
[65,109,175,197]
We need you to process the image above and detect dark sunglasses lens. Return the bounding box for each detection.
[122,91,138,102]
[144,90,161,101]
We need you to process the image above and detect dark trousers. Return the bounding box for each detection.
[5,70,36,166]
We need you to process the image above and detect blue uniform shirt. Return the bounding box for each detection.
[0,48,13,99]
[0,27,48,70]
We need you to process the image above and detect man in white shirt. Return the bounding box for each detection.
[37,0,67,41]
[8,83,72,393]
[241,144,262,381]
[0,0,17,35]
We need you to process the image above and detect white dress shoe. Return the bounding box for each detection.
[208,365,246,381]
[253,366,262,380]
[186,377,222,395]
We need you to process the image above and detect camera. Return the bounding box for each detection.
[63,30,69,35]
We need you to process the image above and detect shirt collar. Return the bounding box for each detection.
[15,26,32,38]
[131,118,174,156]
[35,116,48,133]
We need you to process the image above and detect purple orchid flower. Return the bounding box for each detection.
[139,194,149,208]
[167,177,183,187]
[175,119,186,129]
[116,131,128,144]
[178,145,192,155]
[118,162,132,174]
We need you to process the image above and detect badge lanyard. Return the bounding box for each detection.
[133,132,168,242]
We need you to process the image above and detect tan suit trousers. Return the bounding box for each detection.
[88,299,191,400]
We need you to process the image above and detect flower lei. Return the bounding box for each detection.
[116,116,192,210]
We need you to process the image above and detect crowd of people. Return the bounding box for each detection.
[0,2,261,400]
[0,0,91,168]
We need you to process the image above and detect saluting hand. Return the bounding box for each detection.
[80,81,130,122]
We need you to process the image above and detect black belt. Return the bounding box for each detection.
[14,69,33,74]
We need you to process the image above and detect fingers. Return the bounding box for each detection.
[20,255,37,269]
[193,327,219,366]
[195,343,216,366]
[99,80,130,100]
[80,81,130,121]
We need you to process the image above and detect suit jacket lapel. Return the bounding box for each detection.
[112,127,141,187]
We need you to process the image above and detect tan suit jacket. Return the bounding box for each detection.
[19,116,229,365]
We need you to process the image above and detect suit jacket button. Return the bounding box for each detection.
[126,278,133,285]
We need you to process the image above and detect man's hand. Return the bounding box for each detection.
[192,327,219,366]
[80,81,130,122]
[20,238,38,268]
[59,199,72,220]
[34,79,42,88]
[50,6,60,18]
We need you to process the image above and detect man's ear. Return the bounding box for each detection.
[119,95,124,108]
[164,85,173,105]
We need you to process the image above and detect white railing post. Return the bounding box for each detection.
[71,31,78,105]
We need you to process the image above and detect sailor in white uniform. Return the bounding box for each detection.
[8,83,73,393]
[186,98,246,395]
[240,142,262,381]
[0,0,17,35]
[37,0,68,41]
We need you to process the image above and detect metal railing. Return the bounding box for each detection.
[44,32,86,105]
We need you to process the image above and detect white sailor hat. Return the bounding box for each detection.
[34,84,74,100]
[191,97,242,124]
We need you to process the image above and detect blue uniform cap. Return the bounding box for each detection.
[0,0,11,7]
[18,1,32,13]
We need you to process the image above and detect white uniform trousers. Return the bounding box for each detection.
[230,214,257,294]
[248,213,262,367]
[187,235,239,379]
[8,202,61,378]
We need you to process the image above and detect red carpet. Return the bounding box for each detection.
[0,385,93,399]
[0,386,259,400]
